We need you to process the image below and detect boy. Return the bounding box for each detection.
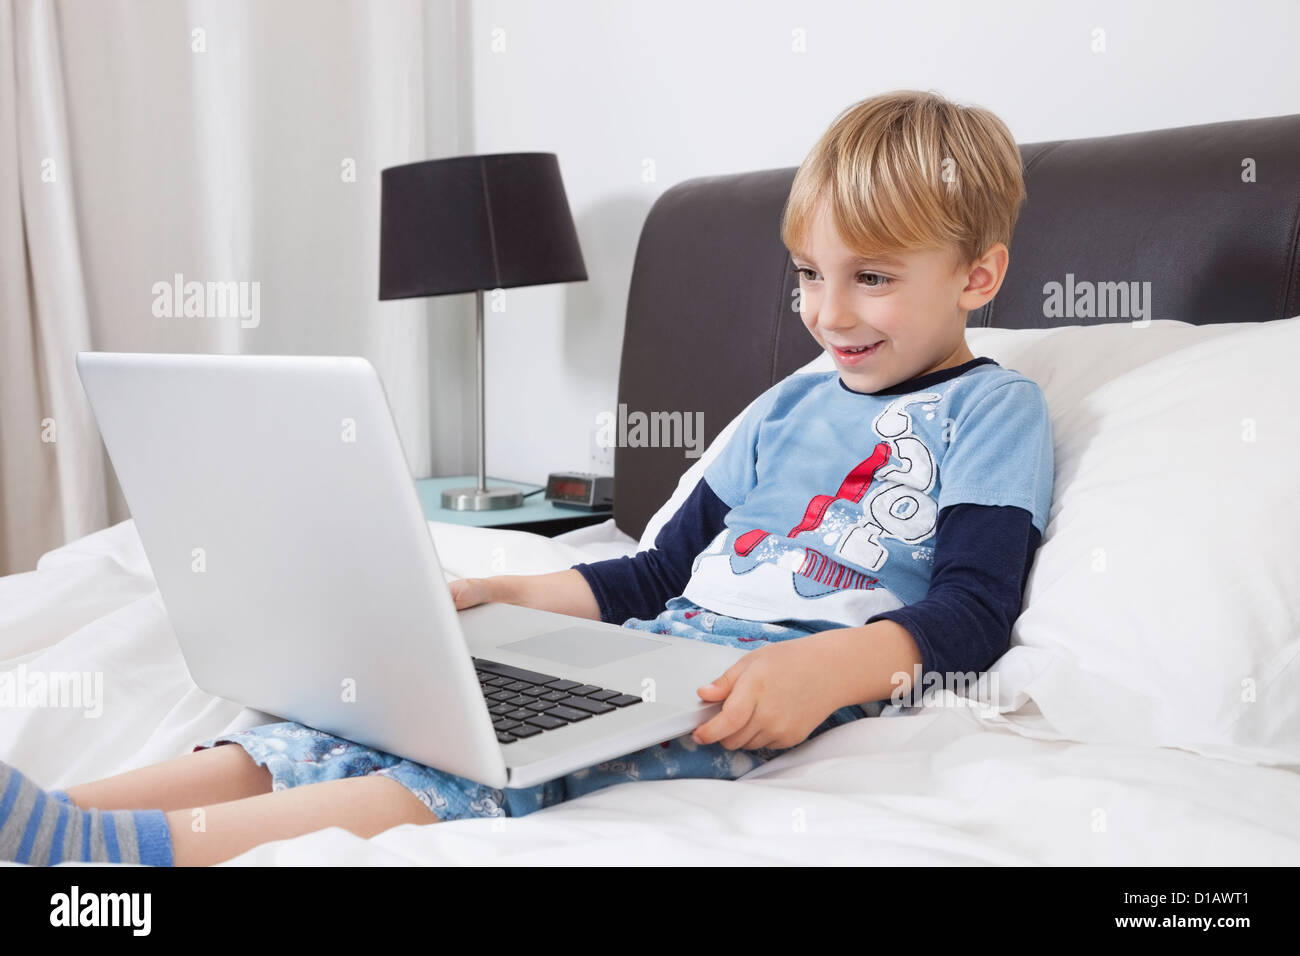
[0,89,1052,866]
[453,88,1052,749]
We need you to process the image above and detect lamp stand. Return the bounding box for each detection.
[441,289,524,511]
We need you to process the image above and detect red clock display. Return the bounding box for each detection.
[549,478,590,501]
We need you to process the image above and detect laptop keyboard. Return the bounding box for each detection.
[473,657,642,744]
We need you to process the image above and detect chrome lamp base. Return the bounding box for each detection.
[441,485,524,511]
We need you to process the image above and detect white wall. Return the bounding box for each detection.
[460,0,1300,487]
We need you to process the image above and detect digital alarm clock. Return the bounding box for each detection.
[544,472,614,511]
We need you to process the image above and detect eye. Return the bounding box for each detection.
[790,266,892,288]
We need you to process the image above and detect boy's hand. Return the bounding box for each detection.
[691,636,839,751]
[448,577,492,610]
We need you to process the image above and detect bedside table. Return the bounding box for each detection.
[415,475,613,537]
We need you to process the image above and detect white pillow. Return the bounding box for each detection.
[976,316,1300,767]
[639,318,1300,767]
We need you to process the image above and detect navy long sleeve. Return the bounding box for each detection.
[865,502,1042,677]
[570,476,731,625]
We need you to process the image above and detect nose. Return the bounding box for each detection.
[812,282,859,334]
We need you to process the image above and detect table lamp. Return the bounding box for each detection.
[379,152,588,510]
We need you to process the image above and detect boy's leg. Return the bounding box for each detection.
[167,773,439,866]
[63,743,273,812]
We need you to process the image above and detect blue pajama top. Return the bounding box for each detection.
[572,356,1055,678]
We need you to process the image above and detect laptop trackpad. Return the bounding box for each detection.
[498,626,670,669]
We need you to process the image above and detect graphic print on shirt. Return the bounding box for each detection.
[729,440,891,598]
[684,390,943,624]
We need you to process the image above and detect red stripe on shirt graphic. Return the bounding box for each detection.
[729,441,891,593]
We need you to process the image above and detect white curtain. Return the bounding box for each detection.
[0,0,471,576]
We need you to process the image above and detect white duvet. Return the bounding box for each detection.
[3,515,1298,866]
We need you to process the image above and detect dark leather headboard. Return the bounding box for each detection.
[613,112,1300,541]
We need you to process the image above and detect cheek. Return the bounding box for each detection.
[871,305,908,336]
[796,298,816,330]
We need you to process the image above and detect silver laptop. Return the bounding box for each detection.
[75,352,747,789]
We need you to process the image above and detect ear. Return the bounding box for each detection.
[957,242,1009,311]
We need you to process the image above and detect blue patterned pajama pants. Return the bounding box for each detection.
[190,596,883,822]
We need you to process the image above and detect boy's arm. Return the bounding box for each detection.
[567,476,731,625]
[816,382,1052,710]
[487,568,605,621]
[822,502,1042,708]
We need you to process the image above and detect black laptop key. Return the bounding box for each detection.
[547,705,591,722]
[523,713,567,730]
[473,656,633,732]
[473,658,565,687]
[560,696,616,715]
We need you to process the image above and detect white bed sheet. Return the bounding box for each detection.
[2,518,1298,866]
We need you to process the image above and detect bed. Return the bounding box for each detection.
[4,112,1300,866]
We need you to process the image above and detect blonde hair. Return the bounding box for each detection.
[781,90,1026,271]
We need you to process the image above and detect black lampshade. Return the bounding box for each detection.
[378,152,588,299]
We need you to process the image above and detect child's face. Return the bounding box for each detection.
[790,200,1006,392]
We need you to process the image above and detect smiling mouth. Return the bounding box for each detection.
[831,340,883,356]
